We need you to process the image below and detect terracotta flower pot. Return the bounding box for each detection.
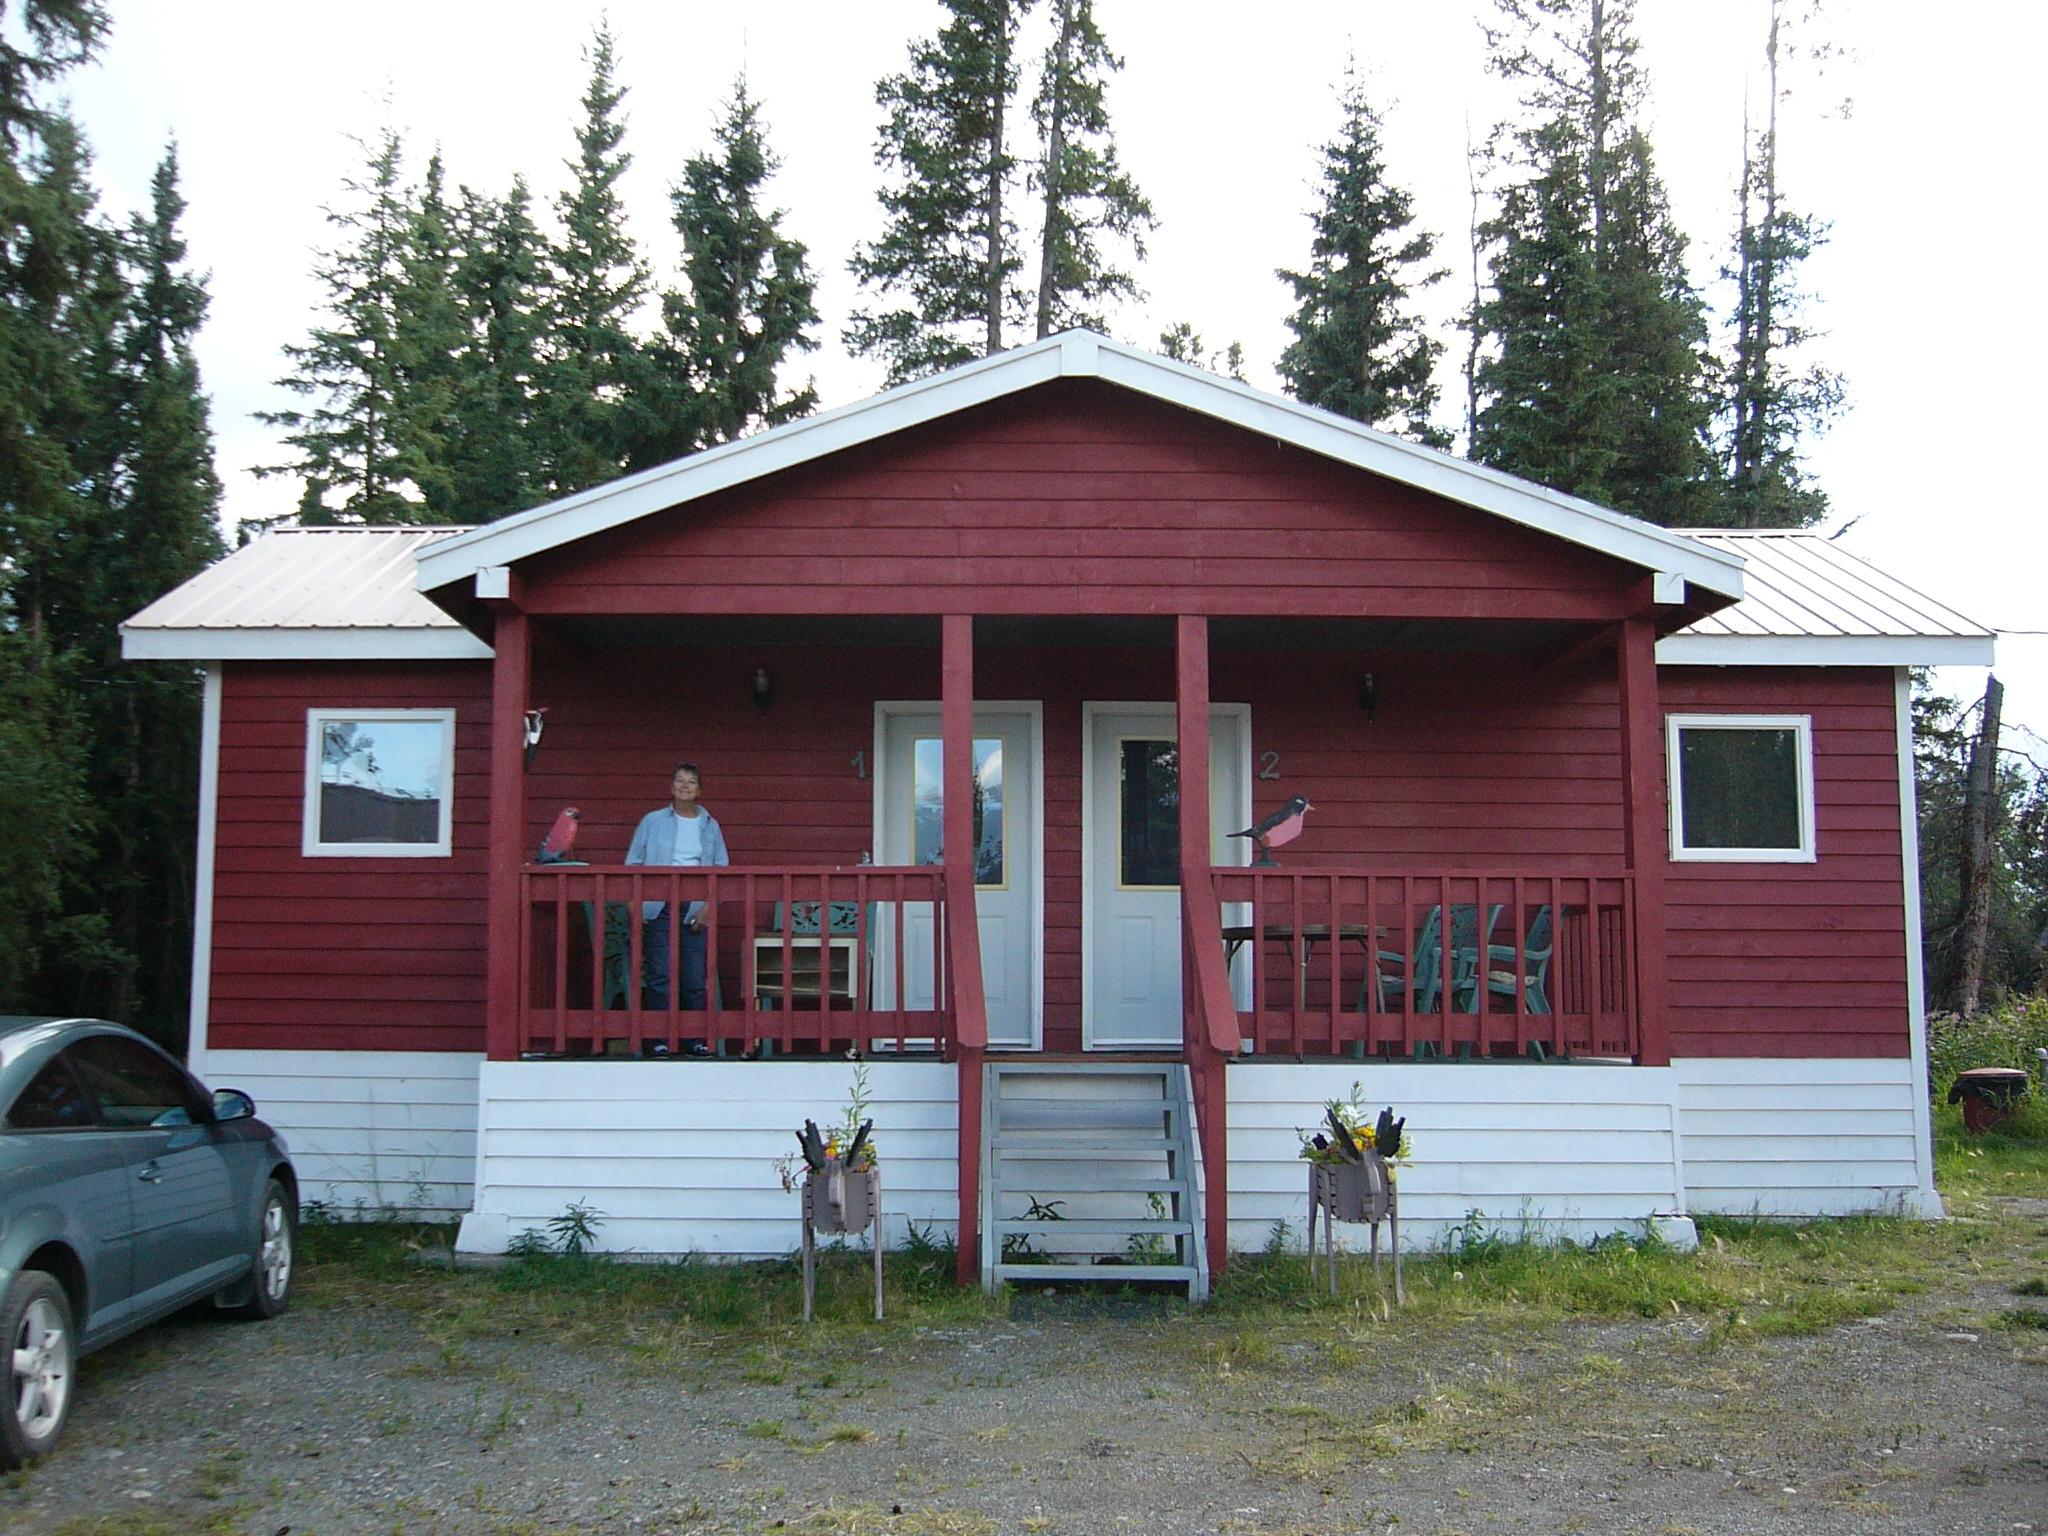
[805,1161,877,1234]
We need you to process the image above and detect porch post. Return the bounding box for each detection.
[1617,615,1672,1067]
[1176,615,1230,1281]
[943,614,987,1284]
[485,605,530,1062]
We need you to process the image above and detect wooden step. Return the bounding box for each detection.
[991,1262,1199,1284]
[991,1217,1191,1235]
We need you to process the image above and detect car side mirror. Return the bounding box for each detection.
[212,1088,256,1122]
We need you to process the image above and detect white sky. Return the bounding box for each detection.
[63,0,2047,742]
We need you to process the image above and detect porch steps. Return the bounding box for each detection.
[980,1061,1207,1301]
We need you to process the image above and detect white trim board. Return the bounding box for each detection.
[1656,634,1995,667]
[120,626,494,661]
[1894,669,1942,1215]
[415,330,1746,602]
[186,666,222,1076]
[1665,712,1817,864]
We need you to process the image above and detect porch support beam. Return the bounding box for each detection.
[1618,615,1672,1066]
[1177,614,1233,1282]
[485,605,531,1062]
[942,614,988,1285]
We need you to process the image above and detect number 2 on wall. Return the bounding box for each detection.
[1258,751,1280,781]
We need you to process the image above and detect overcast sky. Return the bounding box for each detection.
[61,0,2046,742]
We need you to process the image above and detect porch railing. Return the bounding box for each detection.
[518,864,953,1057]
[1206,868,1638,1060]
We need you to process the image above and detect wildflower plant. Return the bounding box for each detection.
[1297,1081,1411,1168]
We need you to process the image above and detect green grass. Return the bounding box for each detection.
[1934,1101,2048,1198]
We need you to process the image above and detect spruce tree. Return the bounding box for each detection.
[848,0,1030,382]
[1473,0,1718,525]
[389,150,463,518]
[1720,0,1840,528]
[1030,0,1152,338]
[1276,66,1447,446]
[1157,322,1244,381]
[257,126,444,524]
[540,20,651,495]
[639,78,819,465]
[446,178,550,520]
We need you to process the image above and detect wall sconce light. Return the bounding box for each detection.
[751,667,773,713]
[1358,673,1377,724]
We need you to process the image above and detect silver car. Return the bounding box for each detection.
[0,1017,297,1468]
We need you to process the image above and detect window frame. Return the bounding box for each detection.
[302,707,457,858]
[1665,712,1817,864]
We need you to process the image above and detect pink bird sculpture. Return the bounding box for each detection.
[535,807,580,864]
[1230,795,1313,865]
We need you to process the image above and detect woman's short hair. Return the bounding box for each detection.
[672,760,702,781]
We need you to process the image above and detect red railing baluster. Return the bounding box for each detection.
[551,874,567,1055]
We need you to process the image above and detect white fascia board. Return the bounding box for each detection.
[412,329,1747,601]
[121,625,494,661]
[1657,633,1996,667]
[415,341,1069,590]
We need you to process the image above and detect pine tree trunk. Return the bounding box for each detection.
[1464,122,1484,447]
[1035,0,1077,340]
[1957,674,2005,1015]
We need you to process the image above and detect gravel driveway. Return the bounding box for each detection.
[5,1212,2044,1536]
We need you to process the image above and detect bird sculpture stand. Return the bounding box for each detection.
[795,1119,883,1323]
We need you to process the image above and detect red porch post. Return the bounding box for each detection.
[1176,615,1231,1281]
[485,605,531,1062]
[1618,614,1672,1067]
[943,614,989,1284]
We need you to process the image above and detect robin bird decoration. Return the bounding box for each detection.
[1230,795,1313,865]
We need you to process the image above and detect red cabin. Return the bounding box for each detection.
[125,333,1992,1292]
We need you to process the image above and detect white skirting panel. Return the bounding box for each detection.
[1227,1063,1687,1254]
[462,1061,959,1257]
[1675,1056,1939,1218]
[200,1049,483,1217]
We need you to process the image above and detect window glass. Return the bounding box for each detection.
[912,737,1006,886]
[1120,739,1179,888]
[310,713,450,851]
[67,1037,206,1130]
[1678,725,1802,852]
[5,1056,97,1131]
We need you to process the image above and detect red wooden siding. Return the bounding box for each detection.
[1661,667,1908,1059]
[517,381,1646,621]
[210,662,493,1051]
[206,652,1909,1059]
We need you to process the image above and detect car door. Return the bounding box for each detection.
[0,1049,139,1342]
[66,1034,245,1315]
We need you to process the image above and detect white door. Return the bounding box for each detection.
[878,707,1040,1049]
[1083,706,1249,1049]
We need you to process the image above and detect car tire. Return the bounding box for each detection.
[2,1270,75,1469]
[228,1178,297,1321]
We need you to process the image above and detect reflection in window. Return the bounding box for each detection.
[1120,739,1179,887]
[913,737,1005,885]
[308,711,452,853]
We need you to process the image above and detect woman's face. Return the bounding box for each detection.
[670,769,701,811]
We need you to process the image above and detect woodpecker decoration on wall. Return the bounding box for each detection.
[522,707,547,769]
[1230,795,1314,866]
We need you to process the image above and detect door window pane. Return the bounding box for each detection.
[68,1037,207,1129]
[5,1057,97,1131]
[1119,739,1179,888]
[912,737,1006,886]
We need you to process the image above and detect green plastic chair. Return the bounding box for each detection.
[1482,906,1554,1015]
[1367,905,1442,1014]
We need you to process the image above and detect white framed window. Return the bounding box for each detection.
[1666,713,1816,863]
[303,709,456,857]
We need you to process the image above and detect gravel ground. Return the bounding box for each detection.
[5,1210,2044,1536]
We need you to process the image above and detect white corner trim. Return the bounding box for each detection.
[186,665,221,1078]
[474,565,513,600]
[1895,668,1943,1215]
[413,331,1746,600]
[120,626,494,662]
[1665,713,1817,863]
[1656,633,1996,667]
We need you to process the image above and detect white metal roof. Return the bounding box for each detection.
[120,526,492,661]
[1658,531,1996,666]
[412,329,1749,604]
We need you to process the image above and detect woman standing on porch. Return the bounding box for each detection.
[625,762,731,1017]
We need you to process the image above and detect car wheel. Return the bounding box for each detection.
[230,1179,297,1321]
[2,1270,75,1469]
